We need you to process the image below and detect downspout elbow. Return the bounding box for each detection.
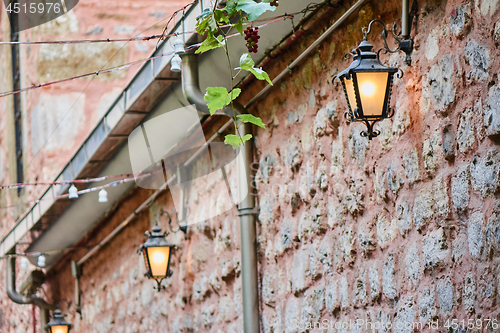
[6,256,54,310]
[181,53,242,118]
[181,53,210,114]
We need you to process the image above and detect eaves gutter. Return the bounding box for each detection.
[0,0,209,260]
[0,0,343,267]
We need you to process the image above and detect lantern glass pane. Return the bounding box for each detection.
[49,326,69,333]
[146,246,170,277]
[344,77,357,111]
[356,72,389,116]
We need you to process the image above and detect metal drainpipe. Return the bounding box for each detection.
[180,53,260,333]
[7,256,54,332]
[402,0,410,38]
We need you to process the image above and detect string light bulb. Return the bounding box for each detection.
[68,185,78,199]
[98,189,108,203]
[38,254,46,268]
[173,35,185,54]
[20,257,28,268]
[170,54,182,72]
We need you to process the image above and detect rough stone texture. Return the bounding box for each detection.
[422,228,449,268]
[457,108,475,152]
[325,279,339,312]
[393,297,415,333]
[433,176,449,217]
[468,212,484,260]
[377,214,396,248]
[442,120,456,159]
[339,275,349,308]
[495,22,500,41]
[405,243,421,287]
[387,162,404,195]
[463,273,476,314]
[484,82,500,137]
[280,217,298,252]
[485,209,500,257]
[413,186,434,230]
[353,271,367,306]
[314,107,328,137]
[464,39,490,81]
[428,54,455,112]
[450,4,471,35]
[470,149,500,197]
[309,285,325,320]
[395,199,412,237]
[425,28,439,60]
[403,149,420,184]
[418,287,437,324]
[382,255,397,300]
[422,130,442,174]
[452,164,470,210]
[368,265,380,300]
[285,297,300,333]
[291,247,310,294]
[392,100,410,137]
[283,136,302,170]
[348,125,369,167]
[330,128,344,174]
[437,279,454,313]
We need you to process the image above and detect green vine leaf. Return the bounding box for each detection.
[239,53,255,70]
[213,8,229,24]
[233,18,244,35]
[249,67,273,85]
[225,133,253,149]
[235,0,276,21]
[196,9,217,35]
[196,35,225,54]
[204,87,241,115]
[237,114,266,129]
[237,53,273,85]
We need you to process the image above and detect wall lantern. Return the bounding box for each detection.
[139,224,174,291]
[46,309,72,333]
[337,9,414,140]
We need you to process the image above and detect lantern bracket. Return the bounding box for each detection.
[361,16,414,65]
[158,209,188,237]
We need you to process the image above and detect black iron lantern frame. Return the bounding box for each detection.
[45,309,72,333]
[139,224,174,291]
[337,19,413,140]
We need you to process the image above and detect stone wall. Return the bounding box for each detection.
[2,0,500,332]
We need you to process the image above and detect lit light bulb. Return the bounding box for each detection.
[152,252,165,264]
[360,82,376,96]
[54,329,65,333]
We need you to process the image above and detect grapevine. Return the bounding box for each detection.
[244,27,260,53]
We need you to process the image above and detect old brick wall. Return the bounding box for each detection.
[246,0,500,331]
[0,1,190,332]
[2,0,500,332]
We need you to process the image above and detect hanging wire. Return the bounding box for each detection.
[0,15,292,99]
[0,172,145,189]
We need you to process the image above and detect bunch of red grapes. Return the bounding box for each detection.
[244,26,260,53]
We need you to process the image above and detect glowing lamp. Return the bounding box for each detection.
[139,225,174,291]
[337,24,400,140]
[46,310,72,333]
